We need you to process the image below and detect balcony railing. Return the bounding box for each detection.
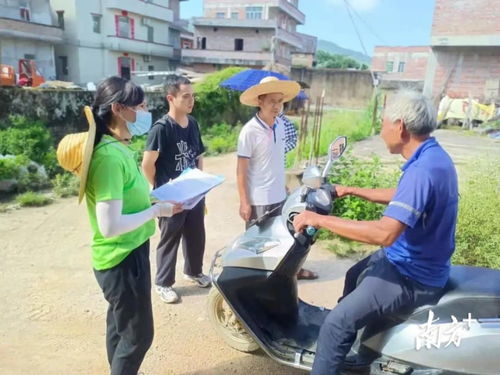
[182,49,271,66]
[276,27,303,49]
[192,17,276,29]
[106,0,173,23]
[270,0,306,24]
[105,35,174,58]
[0,17,63,43]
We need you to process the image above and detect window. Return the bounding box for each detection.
[201,37,206,50]
[148,65,154,80]
[386,61,394,73]
[398,61,405,73]
[58,56,68,75]
[216,12,225,19]
[143,55,151,62]
[231,12,238,19]
[246,6,263,19]
[146,25,154,42]
[116,15,135,38]
[234,38,244,51]
[24,54,35,60]
[92,14,101,33]
[20,6,30,21]
[57,11,65,29]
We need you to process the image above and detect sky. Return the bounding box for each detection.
[180,0,436,57]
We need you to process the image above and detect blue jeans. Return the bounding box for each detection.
[312,249,443,375]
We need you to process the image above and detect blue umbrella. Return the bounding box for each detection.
[220,69,308,100]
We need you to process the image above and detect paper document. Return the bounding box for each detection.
[151,168,225,208]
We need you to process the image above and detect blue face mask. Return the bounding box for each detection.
[126,110,152,136]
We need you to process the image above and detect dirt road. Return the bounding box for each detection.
[0,130,497,374]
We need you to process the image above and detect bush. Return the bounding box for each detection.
[0,156,23,180]
[52,173,79,198]
[318,154,401,255]
[202,123,242,155]
[0,115,62,178]
[192,67,254,129]
[16,191,52,207]
[452,158,500,268]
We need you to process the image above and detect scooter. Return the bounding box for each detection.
[207,137,500,375]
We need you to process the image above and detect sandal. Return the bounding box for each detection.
[297,268,319,280]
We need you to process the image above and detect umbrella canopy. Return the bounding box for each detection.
[220,69,308,100]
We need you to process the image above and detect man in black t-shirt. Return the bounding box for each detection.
[142,75,210,304]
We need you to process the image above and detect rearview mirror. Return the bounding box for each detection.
[322,136,347,178]
[328,136,347,161]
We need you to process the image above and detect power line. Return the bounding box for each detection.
[342,0,376,85]
[345,1,387,45]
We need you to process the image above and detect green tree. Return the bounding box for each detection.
[316,50,368,70]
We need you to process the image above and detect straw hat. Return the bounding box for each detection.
[240,76,300,107]
[56,106,96,203]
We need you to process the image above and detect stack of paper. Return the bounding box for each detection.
[151,168,225,209]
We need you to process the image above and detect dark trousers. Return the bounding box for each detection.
[156,199,206,287]
[93,240,154,375]
[312,249,443,375]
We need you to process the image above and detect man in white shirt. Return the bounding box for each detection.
[237,76,318,279]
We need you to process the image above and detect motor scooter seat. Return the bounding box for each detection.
[396,265,500,323]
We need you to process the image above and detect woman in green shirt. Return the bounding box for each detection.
[57,76,180,374]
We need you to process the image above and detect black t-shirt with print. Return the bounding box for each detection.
[145,114,205,187]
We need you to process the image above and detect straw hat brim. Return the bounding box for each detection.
[240,80,301,107]
[78,106,97,203]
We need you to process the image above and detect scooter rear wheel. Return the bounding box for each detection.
[207,287,259,353]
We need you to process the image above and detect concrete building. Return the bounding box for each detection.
[49,0,187,85]
[372,0,500,101]
[291,31,317,68]
[423,0,500,101]
[0,0,63,80]
[182,0,316,72]
[372,46,431,84]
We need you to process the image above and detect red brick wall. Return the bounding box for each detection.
[372,46,430,81]
[431,47,500,100]
[432,0,500,37]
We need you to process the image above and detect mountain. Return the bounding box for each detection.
[317,40,371,65]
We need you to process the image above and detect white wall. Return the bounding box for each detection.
[1,37,57,79]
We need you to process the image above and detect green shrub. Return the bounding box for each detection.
[0,156,22,180]
[192,67,254,129]
[202,123,242,155]
[452,158,500,268]
[0,116,62,178]
[318,154,400,254]
[16,191,52,207]
[52,173,79,198]
[0,116,53,163]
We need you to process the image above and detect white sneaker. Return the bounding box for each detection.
[183,273,211,288]
[156,286,180,303]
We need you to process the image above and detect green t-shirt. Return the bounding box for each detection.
[85,135,155,270]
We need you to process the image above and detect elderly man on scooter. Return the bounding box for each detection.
[293,90,458,375]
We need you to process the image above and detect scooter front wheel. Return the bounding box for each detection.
[207,287,259,353]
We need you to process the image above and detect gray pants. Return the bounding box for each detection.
[156,198,206,287]
[246,200,285,229]
[93,240,154,375]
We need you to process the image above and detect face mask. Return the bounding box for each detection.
[126,109,152,136]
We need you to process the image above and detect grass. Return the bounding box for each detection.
[16,191,53,207]
[286,108,373,167]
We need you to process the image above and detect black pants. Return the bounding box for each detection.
[93,240,154,375]
[156,199,206,287]
[312,249,443,375]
